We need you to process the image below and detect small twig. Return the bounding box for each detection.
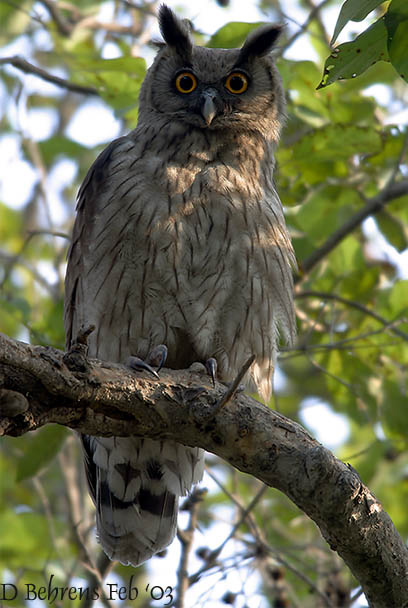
[211,354,255,416]
[58,441,94,565]
[119,0,158,17]
[189,484,268,586]
[74,17,144,36]
[27,229,70,240]
[0,249,58,296]
[176,488,206,608]
[206,467,264,543]
[59,444,113,608]
[0,56,98,95]
[23,137,55,232]
[302,0,330,44]
[32,476,66,566]
[0,229,68,295]
[386,127,408,187]
[280,0,332,54]
[81,553,114,608]
[39,0,73,36]
[296,290,408,341]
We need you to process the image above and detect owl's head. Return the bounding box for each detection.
[138,4,285,139]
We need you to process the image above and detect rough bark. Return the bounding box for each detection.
[1,332,407,608]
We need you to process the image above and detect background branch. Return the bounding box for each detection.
[0,332,407,607]
[0,56,98,95]
[296,179,408,281]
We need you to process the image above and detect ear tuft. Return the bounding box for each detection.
[158,4,193,63]
[236,24,283,65]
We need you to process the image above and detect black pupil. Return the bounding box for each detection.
[230,75,244,90]
[180,75,193,90]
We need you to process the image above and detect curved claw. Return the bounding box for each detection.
[147,344,168,372]
[126,356,159,379]
[205,357,218,387]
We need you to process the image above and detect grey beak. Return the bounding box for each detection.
[200,89,218,126]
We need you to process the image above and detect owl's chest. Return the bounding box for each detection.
[121,162,267,284]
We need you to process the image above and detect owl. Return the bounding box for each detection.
[64,5,296,567]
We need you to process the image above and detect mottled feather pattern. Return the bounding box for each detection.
[64,5,295,567]
[81,435,203,565]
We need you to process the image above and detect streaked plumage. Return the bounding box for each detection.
[64,4,295,567]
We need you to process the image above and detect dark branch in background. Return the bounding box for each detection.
[39,0,73,36]
[302,0,330,44]
[280,0,332,54]
[81,554,114,608]
[1,332,408,607]
[39,0,146,37]
[0,249,57,297]
[0,56,98,95]
[296,291,408,342]
[119,0,158,18]
[296,179,408,281]
[176,488,206,608]
[204,471,321,604]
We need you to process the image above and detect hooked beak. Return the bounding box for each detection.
[200,89,219,126]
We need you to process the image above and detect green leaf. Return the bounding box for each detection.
[69,56,146,111]
[385,280,408,319]
[385,0,408,82]
[376,210,408,252]
[0,202,23,251]
[318,18,389,89]
[74,56,146,77]
[0,510,54,567]
[38,135,88,165]
[16,425,68,482]
[207,22,265,49]
[331,0,385,44]
[295,124,382,162]
[382,379,408,437]
[0,1,32,44]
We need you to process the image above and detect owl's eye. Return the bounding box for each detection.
[175,72,197,94]
[225,72,249,94]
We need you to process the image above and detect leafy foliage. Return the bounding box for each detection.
[319,0,408,88]
[0,1,407,606]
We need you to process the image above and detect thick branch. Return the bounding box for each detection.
[1,332,408,607]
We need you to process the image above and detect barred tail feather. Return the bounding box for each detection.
[81,435,204,566]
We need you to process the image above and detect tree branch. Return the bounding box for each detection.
[176,488,206,608]
[297,180,408,281]
[39,0,74,36]
[280,0,332,55]
[0,56,98,95]
[296,290,408,341]
[1,332,408,607]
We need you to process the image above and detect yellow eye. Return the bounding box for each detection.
[175,72,197,94]
[225,72,249,94]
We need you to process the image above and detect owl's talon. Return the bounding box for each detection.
[126,356,159,379]
[147,344,168,372]
[205,357,218,387]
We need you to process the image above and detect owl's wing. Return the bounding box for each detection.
[64,136,127,350]
[64,135,204,567]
